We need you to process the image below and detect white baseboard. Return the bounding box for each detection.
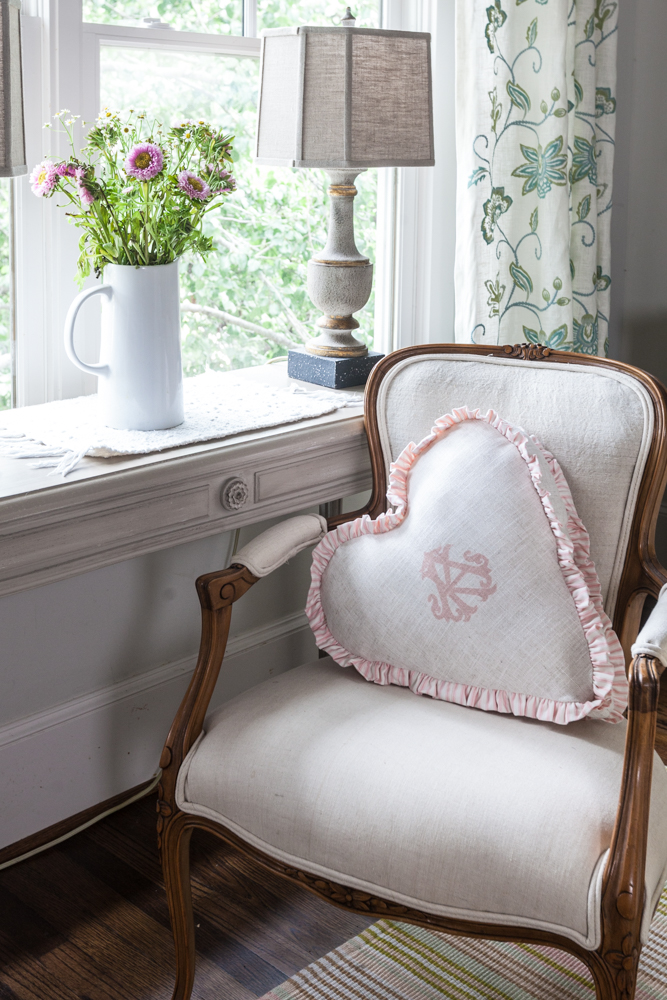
[0,611,316,851]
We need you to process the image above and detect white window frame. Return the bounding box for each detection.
[12,0,454,408]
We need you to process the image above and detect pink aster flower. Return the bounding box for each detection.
[177,170,210,201]
[55,162,76,177]
[74,167,95,207]
[124,142,164,180]
[30,161,58,197]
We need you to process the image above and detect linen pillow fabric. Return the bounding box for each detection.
[306,407,627,725]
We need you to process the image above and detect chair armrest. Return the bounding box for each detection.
[631,584,667,666]
[233,514,327,577]
[158,515,327,819]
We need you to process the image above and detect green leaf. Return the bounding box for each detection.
[529,207,538,232]
[523,326,541,344]
[468,166,488,187]
[578,194,591,220]
[554,107,567,117]
[540,100,548,115]
[553,276,562,290]
[585,14,595,37]
[509,261,533,294]
[556,297,570,306]
[526,17,537,45]
[574,78,584,107]
[551,87,560,101]
[570,258,576,279]
[542,288,551,302]
[546,324,568,348]
[507,80,531,113]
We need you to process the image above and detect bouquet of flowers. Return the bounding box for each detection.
[31,109,237,281]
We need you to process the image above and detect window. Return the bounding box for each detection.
[13,0,452,408]
[98,44,377,375]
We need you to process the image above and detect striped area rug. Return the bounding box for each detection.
[262,888,667,1000]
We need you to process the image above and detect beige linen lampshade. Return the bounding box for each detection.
[0,0,25,177]
[255,25,434,169]
[255,18,434,380]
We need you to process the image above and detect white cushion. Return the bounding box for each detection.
[374,355,654,618]
[176,658,667,950]
[307,408,627,724]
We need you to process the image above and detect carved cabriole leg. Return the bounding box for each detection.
[160,812,196,1000]
[590,655,664,1000]
[156,564,259,1000]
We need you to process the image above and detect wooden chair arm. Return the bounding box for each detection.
[158,563,258,814]
[600,654,666,963]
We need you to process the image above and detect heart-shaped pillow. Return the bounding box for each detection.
[306,407,627,724]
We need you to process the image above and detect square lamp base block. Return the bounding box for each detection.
[287,349,385,389]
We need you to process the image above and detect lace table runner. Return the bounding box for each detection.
[0,370,361,476]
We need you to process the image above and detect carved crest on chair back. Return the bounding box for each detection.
[504,343,552,360]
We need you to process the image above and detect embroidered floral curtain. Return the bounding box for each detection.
[455,0,618,355]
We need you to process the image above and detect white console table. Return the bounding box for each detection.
[0,363,372,598]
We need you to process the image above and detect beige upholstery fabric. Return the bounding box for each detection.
[374,356,653,617]
[177,658,667,950]
[234,514,327,577]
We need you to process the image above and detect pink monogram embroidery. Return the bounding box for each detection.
[421,545,497,622]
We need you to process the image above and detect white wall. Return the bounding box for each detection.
[609,0,667,378]
[0,513,319,850]
[609,0,667,563]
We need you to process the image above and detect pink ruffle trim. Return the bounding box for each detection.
[305,406,628,725]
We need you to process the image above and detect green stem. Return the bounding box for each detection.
[143,181,150,264]
[100,189,135,263]
[90,201,114,247]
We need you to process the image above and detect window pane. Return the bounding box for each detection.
[0,182,12,410]
[258,0,381,30]
[99,46,377,374]
[83,0,243,35]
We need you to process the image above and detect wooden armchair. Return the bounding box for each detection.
[157,345,667,1000]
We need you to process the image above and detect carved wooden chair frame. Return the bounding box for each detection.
[157,344,667,1000]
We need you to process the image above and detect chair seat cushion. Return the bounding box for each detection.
[306,408,627,725]
[176,657,667,950]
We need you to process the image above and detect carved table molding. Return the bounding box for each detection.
[0,367,370,597]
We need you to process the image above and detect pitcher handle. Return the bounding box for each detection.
[64,284,112,377]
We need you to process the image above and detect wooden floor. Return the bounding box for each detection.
[0,796,372,1000]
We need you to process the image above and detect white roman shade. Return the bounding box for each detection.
[255,25,434,169]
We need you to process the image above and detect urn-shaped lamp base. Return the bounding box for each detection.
[304,169,373,361]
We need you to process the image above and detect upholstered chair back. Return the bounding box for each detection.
[370,352,655,620]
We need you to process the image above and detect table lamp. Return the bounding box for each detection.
[255,8,434,388]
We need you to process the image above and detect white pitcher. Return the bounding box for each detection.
[64,260,185,431]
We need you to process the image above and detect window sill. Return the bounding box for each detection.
[0,364,370,597]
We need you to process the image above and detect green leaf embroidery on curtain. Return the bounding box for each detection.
[509,261,533,294]
[456,0,617,355]
[512,138,568,198]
